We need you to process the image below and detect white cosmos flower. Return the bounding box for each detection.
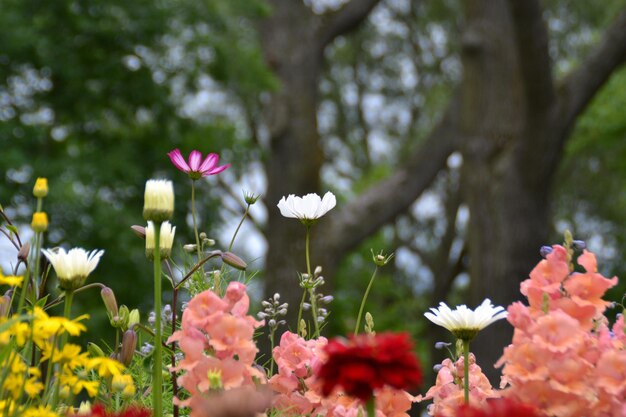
[41,247,104,291]
[277,192,336,223]
[143,179,174,222]
[424,299,508,341]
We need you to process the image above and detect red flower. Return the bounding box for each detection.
[316,332,422,401]
[81,404,152,417]
[444,398,541,417]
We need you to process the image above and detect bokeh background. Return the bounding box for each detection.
[2,0,626,390]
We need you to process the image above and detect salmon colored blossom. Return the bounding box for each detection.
[169,282,264,417]
[417,353,499,417]
[497,244,626,416]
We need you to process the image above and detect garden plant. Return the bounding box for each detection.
[0,149,624,417]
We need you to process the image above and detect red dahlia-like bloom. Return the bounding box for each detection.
[316,332,422,402]
[81,404,152,417]
[443,398,541,417]
[167,148,230,180]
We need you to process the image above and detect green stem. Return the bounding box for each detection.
[153,222,163,417]
[463,339,470,404]
[228,204,251,251]
[304,226,320,338]
[354,266,378,335]
[366,397,376,417]
[61,290,74,347]
[296,290,307,336]
[191,180,202,263]
[33,197,43,299]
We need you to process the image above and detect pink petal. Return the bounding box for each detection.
[189,150,203,171]
[203,163,231,176]
[167,149,191,173]
[198,153,218,173]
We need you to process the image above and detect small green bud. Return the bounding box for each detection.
[88,342,106,357]
[221,251,247,270]
[371,249,394,267]
[243,191,261,205]
[101,287,118,318]
[128,309,140,327]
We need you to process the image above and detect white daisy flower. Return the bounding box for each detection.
[424,299,508,340]
[277,192,336,224]
[42,247,104,291]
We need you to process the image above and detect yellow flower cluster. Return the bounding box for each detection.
[0,307,135,416]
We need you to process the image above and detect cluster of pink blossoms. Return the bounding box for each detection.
[168,282,265,417]
[497,245,626,416]
[417,353,499,416]
[269,331,414,417]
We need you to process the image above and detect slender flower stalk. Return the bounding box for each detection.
[462,339,470,403]
[152,222,163,417]
[305,225,320,338]
[191,180,202,263]
[355,266,378,336]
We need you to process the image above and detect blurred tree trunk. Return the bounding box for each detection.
[258,0,384,334]
[257,0,626,381]
[460,0,626,380]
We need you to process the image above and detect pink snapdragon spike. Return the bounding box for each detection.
[168,148,230,180]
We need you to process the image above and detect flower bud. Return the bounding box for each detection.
[314,266,323,276]
[572,240,587,250]
[112,305,130,329]
[203,238,216,247]
[435,341,451,350]
[0,294,11,317]
[221,251,247,270]
[100,287,118,318]
[199,232,207,240]
[143,179,174,222]
[371,249,394,267]
[539,245,553,258]
[130,225,146,239]
[120,329,138,366]
[145,221,176,260]
[87,342,105,357]
[183,244,197,253]
[128,309,140,327]
[33,177,48,198]
[31,212,48,233]
[17,242,30,262]
[244,191,260,205]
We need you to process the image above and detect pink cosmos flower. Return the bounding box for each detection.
[167,148,230,180]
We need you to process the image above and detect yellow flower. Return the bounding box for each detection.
[2,373,23,400]
[37,314,89,339]
[112,373,135,397]
[22,405,59,417]
[31,212,49,233]
[0,271,23,287]
[33,177,49,198]
[24,377,44,398]
[87,356,125,378]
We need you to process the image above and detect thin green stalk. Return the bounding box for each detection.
[354,266,378,335]
[366,397,376,417]
[33,197,43,299]
[191,180,202,263]
[152,222,163,417]
[463,339,470,404]
[228,203,251,251]
[304,226,320,338]
[60,290,74,348]
[296,290,307,336]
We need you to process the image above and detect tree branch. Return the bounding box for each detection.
[317,0,383,47]
[557,8,626,131]
[507,0,555,115]
[317,96,461,255]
